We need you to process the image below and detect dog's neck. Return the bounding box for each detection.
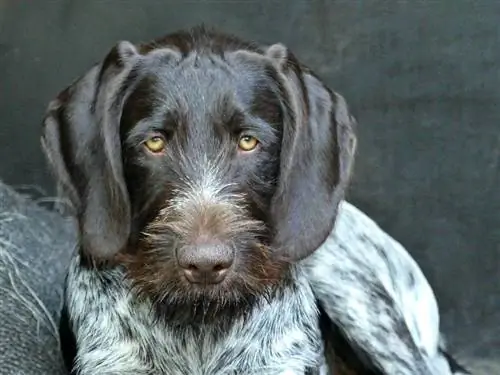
[64,254,327,375]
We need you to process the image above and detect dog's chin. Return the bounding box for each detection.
[136,273,289,328]
[152,286,261,327]
[119,252,292,327]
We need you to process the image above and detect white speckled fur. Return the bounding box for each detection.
[66,256,327,375]
[304,201,465,374]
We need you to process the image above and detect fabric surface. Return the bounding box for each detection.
[0,182,76,375]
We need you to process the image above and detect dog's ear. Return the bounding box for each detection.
[267,43,357,261]
[41,41,140,261]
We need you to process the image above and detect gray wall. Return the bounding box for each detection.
[1,0,498,359]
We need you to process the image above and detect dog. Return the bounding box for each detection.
[42,26,468,375]
[42,26,356,374]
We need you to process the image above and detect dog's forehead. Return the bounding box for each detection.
[123,49,281,129]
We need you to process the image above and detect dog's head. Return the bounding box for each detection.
[41,26,357,322]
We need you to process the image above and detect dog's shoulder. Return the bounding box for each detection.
[318,304,381,375]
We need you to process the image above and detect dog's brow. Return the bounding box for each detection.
[120,77,158,132]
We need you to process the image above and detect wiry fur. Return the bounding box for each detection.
[64,254,326,375]
[118,163,290,325]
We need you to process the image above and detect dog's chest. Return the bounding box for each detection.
[66,258,326,375]
[136,322,324,374]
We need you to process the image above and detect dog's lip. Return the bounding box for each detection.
[180,269,234,288]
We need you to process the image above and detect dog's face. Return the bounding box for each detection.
[119,44,287,313]
[41,27,357,322]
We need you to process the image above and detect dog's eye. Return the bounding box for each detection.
[238,135,259,152]
[144,135,166,153]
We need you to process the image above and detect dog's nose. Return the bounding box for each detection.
[178,243,233,284]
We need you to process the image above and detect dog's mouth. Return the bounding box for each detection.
[121,245,289,297]
[118,239,292,324]
[150,266,289,325]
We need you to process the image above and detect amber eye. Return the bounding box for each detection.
[144,135,166,153]
[238,135,259,152]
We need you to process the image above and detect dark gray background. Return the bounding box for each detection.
[0,0,498,364]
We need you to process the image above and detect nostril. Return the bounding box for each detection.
[183,268,197,284]
[181,262,231,284]
[212,264,225,272]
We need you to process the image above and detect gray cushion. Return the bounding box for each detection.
[0,182,76,375]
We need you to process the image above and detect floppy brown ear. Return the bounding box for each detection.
[267,43,357,262]
[41,41,140,261]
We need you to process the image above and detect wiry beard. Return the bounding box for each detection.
[118,195,292,328]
